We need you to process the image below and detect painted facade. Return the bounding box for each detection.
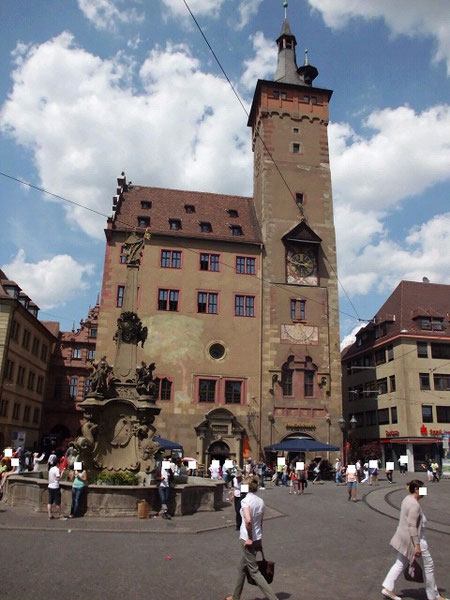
[96,17,342,466]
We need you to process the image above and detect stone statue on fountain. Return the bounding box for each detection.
[75,231,162,476]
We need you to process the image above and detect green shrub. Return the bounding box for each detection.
[96,470,139,486]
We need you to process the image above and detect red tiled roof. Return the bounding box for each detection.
[342,280,450,358]
[110,186,262,245]
[42,321,60,337]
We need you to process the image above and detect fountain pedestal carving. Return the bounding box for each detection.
[76,231,162,474]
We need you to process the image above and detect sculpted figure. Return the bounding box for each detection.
[122,236,144,266]
[136,362,157,397]
[90,356,111,396]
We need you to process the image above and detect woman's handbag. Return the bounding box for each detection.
[404,559,424,583]
[246,549,275,586]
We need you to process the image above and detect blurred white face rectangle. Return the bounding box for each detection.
[240,484,249,493]
[347,465,356,473]
[224,460,233,469]
[74,461,83,471]
[161,461,171,471]
[11,458,19,467]
[211,459,220,468]
[369,460,378,469]
[386,462,394,471]
[419,487,427,496]
[4,448,13,457]
[400,455,408,464]
[277,457,285,466]
[296,462,305,471]
[188,461,197,470]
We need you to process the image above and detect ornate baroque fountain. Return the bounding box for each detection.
[75,231,162,474]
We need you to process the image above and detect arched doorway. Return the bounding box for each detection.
[208,440,230,467]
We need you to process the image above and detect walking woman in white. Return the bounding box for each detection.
[382,479,447,600]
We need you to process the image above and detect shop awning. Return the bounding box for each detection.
[264,439,340,452]
[154,436,183,451]
[381,437,442,444]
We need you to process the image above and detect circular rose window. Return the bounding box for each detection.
[209,342,226,360]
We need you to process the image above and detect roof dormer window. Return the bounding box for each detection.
[137,216,150,227]
[199,222,212,233]
[141,201,152,209]
[4,284,20,300]
[169,219,182,230]
[19,294,30,309]
[230,225,243,236]
[184,204,195,213]
[227,209,239,218]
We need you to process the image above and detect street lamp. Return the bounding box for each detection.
[338,414,358,464]
[268,412,275,446]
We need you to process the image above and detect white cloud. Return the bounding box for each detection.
[0,34,253,239]
[236,0,263,30]
[77,0,144,32]
[307,0,450,75]
[161,0,227,21]
[2,250,94,310]
[329,104,450,297]
[240,32,277,90]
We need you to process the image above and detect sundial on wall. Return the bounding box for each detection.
[281,323,319,345]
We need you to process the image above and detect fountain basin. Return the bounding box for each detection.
[2,475,224,517]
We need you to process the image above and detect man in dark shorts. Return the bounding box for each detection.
[47,458,65,519]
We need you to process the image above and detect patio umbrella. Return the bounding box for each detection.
[154,435,183,451]
[264,439,340,453]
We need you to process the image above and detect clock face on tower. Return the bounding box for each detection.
[287,247,318,285]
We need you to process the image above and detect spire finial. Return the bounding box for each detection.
[304,49,309,66]
[283,1,288,20]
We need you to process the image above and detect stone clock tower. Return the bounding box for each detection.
[248,6,342,451]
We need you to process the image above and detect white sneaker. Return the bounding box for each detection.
[382,589,401,600]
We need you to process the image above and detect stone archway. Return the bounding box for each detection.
[195,408,246,468]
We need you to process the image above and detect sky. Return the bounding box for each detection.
[1,0,450,345]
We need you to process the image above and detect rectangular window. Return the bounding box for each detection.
[273,91,279,99]
[290,299,306,320]
[10,320,20,341]
[417,342,428,358]
[137,216,150,227]
[23,405,31,423]
[235,295,255,317]
[281,370,293,396]
[197,292,218,314]
[374,348,386,365]
[27,371,35,391]
[89,328,97,339]
[184,204,195,213]
[87,349,95,360]
[4,359,14,381]
[22,328,30,350]
[117,285,125,307]
[281,92,287,99]
[366,410,377,426]
[292,143,300,153]
[119,245,127,264]
[12,403,21,420]
[391,406,398,424]
[36,375,44,395]
[33,407,40,424]
[169,219,181,230]
[378,378,388,395]
[378,408,389,425]
[421,317,443,331]
[0,400,9,418]
[230,225,243,236]
[84,379,91,396]
[160,378,172,401]
[198,379,216,403]
[434,374,450,391]
[225,380,242,404]
[158,289,179,311]
[436,405,450,423]
[161,249,182,269]
[72,348,82,359]
[41,344,48,362]
[431,343,450,359]
[17,365,25,386]
[32,337,40,355]
[199,221,212,233]
[387,345,394,361]
[236,256,255,275]
[304,371,314,397]
[69,377,78,399]
[389,375,396,393]
[200,253,220,271]
[420,373,431,390]
[422,405,433,423]
[227,209,239,218]
[141,201,152,209]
